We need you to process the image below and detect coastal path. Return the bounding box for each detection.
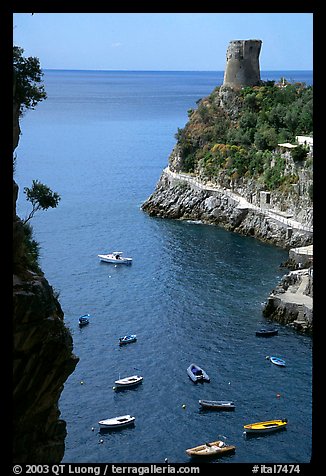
[165,167,313,233]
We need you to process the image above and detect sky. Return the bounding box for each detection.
[12,13,313,71]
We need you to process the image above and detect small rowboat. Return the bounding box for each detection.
[98,414,135,429]
[186,440,236,458]
[119,334,137,345]
[78,314,90,327]
[255,328,278,337]
[244,419,288,434]
[187,363,210,383]
[269,356,286,367]
[199,399,235,410]
[114,375,143,388]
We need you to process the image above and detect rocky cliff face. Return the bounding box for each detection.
[13,103,78,463]
[168,146,313,231]
[142,168,312,249]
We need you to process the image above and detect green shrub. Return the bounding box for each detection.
[291,144,308,162]
[22,222,42,273]
[263,155,286,190]
[13,46,47,115]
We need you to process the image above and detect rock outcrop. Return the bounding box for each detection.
[13,272,78,462]
[13,97,78,463]
[142,167,313,249]
[263,266,313,334]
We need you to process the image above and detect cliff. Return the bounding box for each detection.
[13,101,78,462]
[142,167,312,249]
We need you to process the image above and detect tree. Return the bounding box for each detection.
[13,46,47,115]
[254,126,278,151]
[23,180,61,224]
[291,145,308,162]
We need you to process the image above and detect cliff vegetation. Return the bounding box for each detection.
[142,77,313,248]
[170,80,313,218]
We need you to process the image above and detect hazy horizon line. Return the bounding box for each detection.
[42,68,313,73]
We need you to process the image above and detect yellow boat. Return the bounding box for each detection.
[186,440,236,457]
[244,419,288,434]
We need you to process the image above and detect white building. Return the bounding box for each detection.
[296,136,313,153]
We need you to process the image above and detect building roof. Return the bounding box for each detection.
[277,143,297,149]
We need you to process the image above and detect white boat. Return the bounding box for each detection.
[187,363,210,383]
[98,251,132,264]
[98,414,135,429]
[119,334,137,345]
[114,375,143,388]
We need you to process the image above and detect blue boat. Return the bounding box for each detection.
[269,356,286,367]
[79,314,90,327]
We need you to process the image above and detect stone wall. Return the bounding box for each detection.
[288,245,313,268]
[223,39,262,88]
[263,268,313,334]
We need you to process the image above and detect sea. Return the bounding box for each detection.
[15,70,313,464]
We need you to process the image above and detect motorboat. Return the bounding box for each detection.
[269,356,286,367]
[243,419,288,434]
[98,414,135,429]
[78,314,90,327]
[199,399,235,410]
[186,440,235,458]
[187,363,210,382]
[119,334,137,345]
[98,251,132,264]
[114,375,143,388]
[255,328,278,337]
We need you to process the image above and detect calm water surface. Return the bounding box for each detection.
[15,70,313,464]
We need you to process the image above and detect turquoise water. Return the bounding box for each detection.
[15,70,313,464]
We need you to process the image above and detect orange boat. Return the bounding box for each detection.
[186,440,235,457]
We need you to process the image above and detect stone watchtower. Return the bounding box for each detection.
[223,39,262,88]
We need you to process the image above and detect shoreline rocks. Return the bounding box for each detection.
[263,267,313,334]
[141,167,313,250]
